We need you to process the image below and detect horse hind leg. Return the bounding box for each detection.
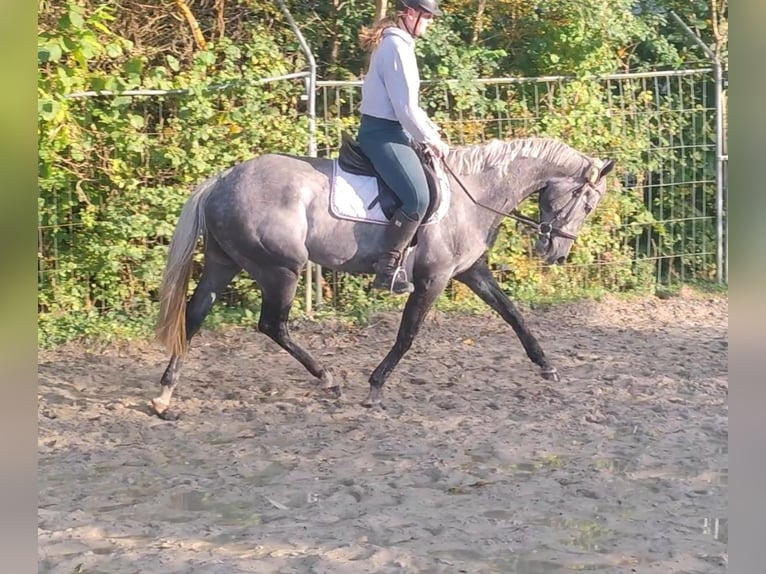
[254,266,334,390]
[152,256,241,418]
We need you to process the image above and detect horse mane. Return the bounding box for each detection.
[447,138,591,177]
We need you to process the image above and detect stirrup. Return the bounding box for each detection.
[388,266,414,294]
[372,266,413,295]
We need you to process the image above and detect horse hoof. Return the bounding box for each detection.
[317,372,336,389]
[158,409,180,421]
[150,399,179,420]
[361,388,385,409]
[541,368,560,382]
[150,398,168,414]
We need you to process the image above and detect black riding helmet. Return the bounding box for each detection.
[397,0,443,17]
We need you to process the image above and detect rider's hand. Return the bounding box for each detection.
[431,139,449,160]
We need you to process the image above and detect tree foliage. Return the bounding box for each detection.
[37,0,727,345]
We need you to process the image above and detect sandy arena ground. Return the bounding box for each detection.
[38,292,728,573]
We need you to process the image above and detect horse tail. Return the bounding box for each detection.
[155,173,220,357]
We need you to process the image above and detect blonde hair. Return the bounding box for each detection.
[359,16,398,53]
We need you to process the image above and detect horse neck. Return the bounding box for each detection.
[447,138,590,209]
[468,164,547,214]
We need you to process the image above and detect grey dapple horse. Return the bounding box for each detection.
[153,137,614,417]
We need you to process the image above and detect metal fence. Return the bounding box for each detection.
[40,68,727,327]
[314,69,727,302]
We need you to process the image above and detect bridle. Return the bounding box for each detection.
[439,158,603,242]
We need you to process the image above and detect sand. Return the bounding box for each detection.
[38,292,728,573]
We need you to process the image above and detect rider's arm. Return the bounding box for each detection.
[379,34,442,147]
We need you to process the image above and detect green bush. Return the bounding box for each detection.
[38,2,723,347]
[38,3,310,346]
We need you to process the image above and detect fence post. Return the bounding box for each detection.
[276,0,322,313]
[670,11,727,284]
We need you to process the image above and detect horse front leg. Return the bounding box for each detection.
[454,260,560,382]
[363,276,449,408]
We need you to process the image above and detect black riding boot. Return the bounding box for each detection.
[372,209,420,294]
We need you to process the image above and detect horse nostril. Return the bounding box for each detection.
[556,256,566,265]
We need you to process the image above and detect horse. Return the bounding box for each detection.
[153,137,615,418]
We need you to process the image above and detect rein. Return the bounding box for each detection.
[439,158,579,241]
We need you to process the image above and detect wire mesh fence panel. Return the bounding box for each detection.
[38,69,725,340]
[315,69,723,307]
[38,77,312,342]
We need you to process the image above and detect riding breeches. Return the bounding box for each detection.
[357,114,429,221]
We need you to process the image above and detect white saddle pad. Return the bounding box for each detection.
[329,160,450,225]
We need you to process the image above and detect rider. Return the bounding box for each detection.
[358,0,450,294]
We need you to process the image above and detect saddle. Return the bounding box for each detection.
[337,132,444,223]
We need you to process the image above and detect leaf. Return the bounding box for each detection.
[38,42,62,63]
[91,21,113,35]
[124,57,144,76]
[89,76,107,92]
[80,34,104,60]
[112,96,132,107]
[106,43,123,59]
[129,115,145,129]
[197,51,216,66]
[38,99,62,122]
[68,7,84,29]
[103,76,121,92]
[166,55,180,72]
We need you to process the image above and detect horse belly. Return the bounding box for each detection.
[305,218,380,273]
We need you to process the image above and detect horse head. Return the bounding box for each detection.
[535,158,616,265]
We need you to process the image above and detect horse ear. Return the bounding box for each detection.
[599,159,616,179]
[587,159,616,183]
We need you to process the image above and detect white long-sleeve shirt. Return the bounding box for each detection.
[359,27,441,146]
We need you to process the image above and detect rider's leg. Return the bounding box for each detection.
[358,115,430,294]
[372,207,420,294]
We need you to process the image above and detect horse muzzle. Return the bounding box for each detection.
[535,236,551,257]
[536,236,570,265]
